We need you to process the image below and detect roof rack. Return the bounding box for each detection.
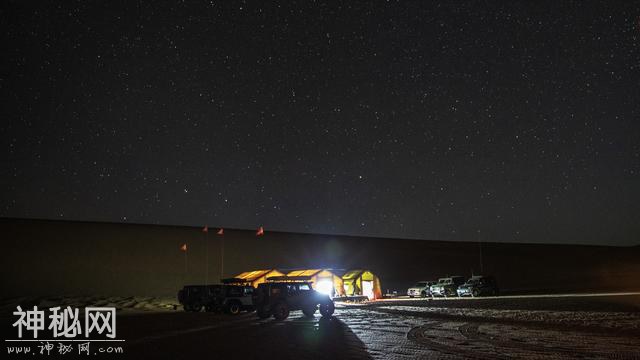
[266,275,313,282]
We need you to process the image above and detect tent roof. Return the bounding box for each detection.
[287,269,322,277]
[267,275,313,282]
[342,269,366,279]
[286,269,346,278]
[235,269,278,281]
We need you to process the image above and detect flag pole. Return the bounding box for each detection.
[180,243,188,283]
[220,234,224,280]
[217,228,224,280]
[205,229,209,286]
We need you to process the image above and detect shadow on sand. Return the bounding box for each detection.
[285,315,373,359]
[116,312,372,359]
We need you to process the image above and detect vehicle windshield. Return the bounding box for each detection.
[414,282,428,287]
[299,283,311,291]
[466,279,480,284]
[437,278,447,283]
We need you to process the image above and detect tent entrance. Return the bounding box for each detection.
[362,280,374,300]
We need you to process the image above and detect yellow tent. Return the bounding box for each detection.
[286,269,345,297]
[342,269,382,300]
[233,269,284,288]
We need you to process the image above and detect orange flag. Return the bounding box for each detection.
[256,226,264,236]
[180,243,187,252]
[202,225,208,233]
[217,228,224,235]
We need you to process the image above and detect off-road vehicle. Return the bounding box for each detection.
[407,281,436,297]
[178,284,254,314]
[252,277,335,320]
[429,276,466,297]
[178,285,215,312]
[213,284,255,314]
[456,275,499,297]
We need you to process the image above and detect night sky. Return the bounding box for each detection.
[2,1,639,246]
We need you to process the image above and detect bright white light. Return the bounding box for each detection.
[362,281,374,300]
[316,279,334,296]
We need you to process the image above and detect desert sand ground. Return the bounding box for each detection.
[2,292,639,359]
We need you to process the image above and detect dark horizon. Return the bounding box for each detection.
[3,1,639,246]
[2,216,637,247]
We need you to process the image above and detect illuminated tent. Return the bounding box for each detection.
[233,269,284,288]
[285,269,345,297]
[342,269,382,300]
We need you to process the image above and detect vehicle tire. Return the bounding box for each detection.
[420,291,427,298]
[191,304,202,312]
[257,307,270,319]
[183,304,191,312]
[226,302,241,315]
[272,302,290,320]
[302,305,317,318]
[409,295,414,298]
[319,302,335,318]
[472,289,480,297]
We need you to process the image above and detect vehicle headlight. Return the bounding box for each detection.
[316,279,334,296]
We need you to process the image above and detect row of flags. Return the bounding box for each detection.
[201,225,264,235]
[180,226,265,252]
[201,225,225,235]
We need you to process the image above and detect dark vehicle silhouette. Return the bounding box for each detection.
[178,284,254,314]
[456,275,499,297]
[253,277,335,320]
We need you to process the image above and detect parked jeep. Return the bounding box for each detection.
[253,279,335,320]
[430,276,466,297]
[407,281,436,298]
[178,284,254,314]
[178,285,215,312]
[213,285,255,314]
[456,275,499,297]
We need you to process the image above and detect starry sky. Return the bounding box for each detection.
[2,1,639,246]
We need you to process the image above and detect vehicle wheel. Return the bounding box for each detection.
[272,302,290,320]
[256,307,270,319]
[420,291,427,298]
[191,304,202,312]
[319,302,335,318]
[226,302,241,315]
[302,305,317,318]
[472,289,480,297]
[183,305,191,312]
[409,295,414,298]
